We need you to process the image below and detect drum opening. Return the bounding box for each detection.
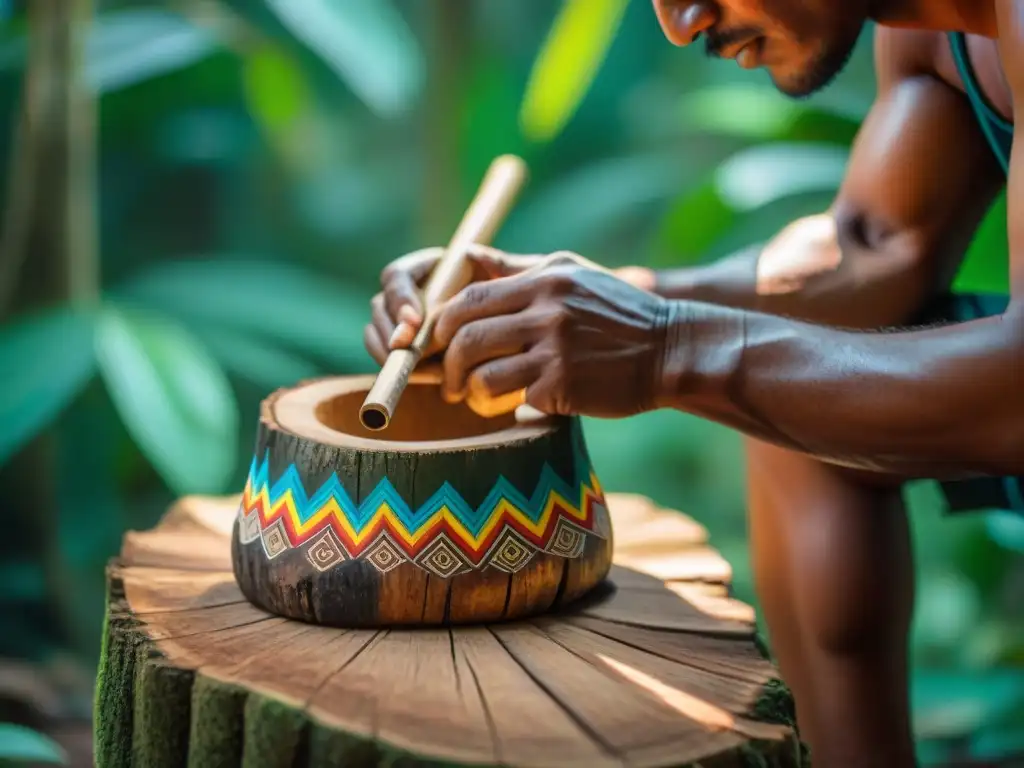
[316,383,518,443]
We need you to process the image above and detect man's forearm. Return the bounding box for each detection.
[657,301,1024,480]
[650,214,938,329]
[653,244,764,306]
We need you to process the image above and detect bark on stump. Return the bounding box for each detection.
[94,491,804,767]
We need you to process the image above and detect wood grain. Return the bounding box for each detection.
[94,493,804,768]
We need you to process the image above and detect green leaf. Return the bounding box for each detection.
[94,305,239,496]
[912,670,1024,740]
[714,143,849,211]
[985,510,1024,553]
[503,151,696,253]
[0,8,224,92]
[953,192,1010,295]
[264,0,423,118]
[677,84,807,141]
[676,83,862,144]
[0,306,97,468]
[242,45,312,138]
[112,259,375,372]
[652,179,737,267]
[198,327,321,393]
[0,723,66,764]
[519,0,630,142]
[84,9,222,93]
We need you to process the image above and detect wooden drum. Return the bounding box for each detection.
[231,374,614,627]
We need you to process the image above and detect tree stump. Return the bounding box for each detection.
[232,376,613,628]
[94,492,804,768]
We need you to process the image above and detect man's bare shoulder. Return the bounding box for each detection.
[873,21,1014,121]
[872,25,943,82]
[996,0,1024,108]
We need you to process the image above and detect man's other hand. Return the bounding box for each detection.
[364,245,546,365]
[431,252,672,419]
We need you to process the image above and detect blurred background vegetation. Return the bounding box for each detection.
[0,0,1022,764]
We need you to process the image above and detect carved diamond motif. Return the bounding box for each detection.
[306,528,347,572]
[363,533,406,574]
[485,528,536,573]
[261,518,291,559]
[414,534,473,579]
[545,518,588,559]
[239,509,261,544]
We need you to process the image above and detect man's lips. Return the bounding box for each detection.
[721,37,763,69]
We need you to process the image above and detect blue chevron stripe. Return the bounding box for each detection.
[244,435,596,538]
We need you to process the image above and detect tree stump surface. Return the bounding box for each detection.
[94,492,803,768]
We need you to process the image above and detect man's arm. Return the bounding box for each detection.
[657,27,1024,481]
[648,28,1003,330]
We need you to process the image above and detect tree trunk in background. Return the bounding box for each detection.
[417,0,471,245]
[0,0,98,668]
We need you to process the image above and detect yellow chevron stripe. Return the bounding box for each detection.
[243,472,603,552]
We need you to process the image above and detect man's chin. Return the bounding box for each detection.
[769,63,843,100]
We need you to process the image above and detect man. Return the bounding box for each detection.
[364,1,1022,765]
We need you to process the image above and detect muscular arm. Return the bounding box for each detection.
[657,25,1024,480]
[651,28,1003,329]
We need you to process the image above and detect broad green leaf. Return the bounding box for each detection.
[243,45,311,138]
[677,83,862,144]
[714,143,849,211]
[112,259,375,372]
[85,9,222,92]
[519,0,630,142]
[198,327,321,392]
[461,57,532,197]
[652,179,737,266]
[0,306,97,467]
[678,84,806,141]
[264,0,423,117]
[503,152,696,253]
[0,723,66,764]
[985,509,1024,553]
[912,670,1024,741]
[0,9,221,92]
[954,192,1010,295]
[95,305,238,496]
[911,569,980,652]
[973,708,1024,759]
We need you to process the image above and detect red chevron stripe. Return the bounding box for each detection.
[240,489,604,565]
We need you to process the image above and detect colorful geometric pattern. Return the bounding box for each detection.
[237,450,608,579]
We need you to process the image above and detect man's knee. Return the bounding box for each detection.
[745,440,913,655]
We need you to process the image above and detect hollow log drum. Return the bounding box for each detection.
[232,375,615,627]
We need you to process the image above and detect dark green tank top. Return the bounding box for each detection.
[949,32,1013,174]
[943,34,1022,515]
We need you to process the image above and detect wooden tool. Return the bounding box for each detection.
[359,154,529,431]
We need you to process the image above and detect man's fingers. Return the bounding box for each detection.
[370,293,395,339]
[382,273,424,336]
[465,350,545,403]
[441,315,537,402]
[380,247,444,337]
[433,275,536,349]
[364,324,389,365]
[466,244,542,278]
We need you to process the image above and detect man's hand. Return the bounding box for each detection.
[363,245,547,364]
[431,251,672,419]
[365,245,657,364]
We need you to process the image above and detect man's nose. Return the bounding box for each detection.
[651,1,717,46]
